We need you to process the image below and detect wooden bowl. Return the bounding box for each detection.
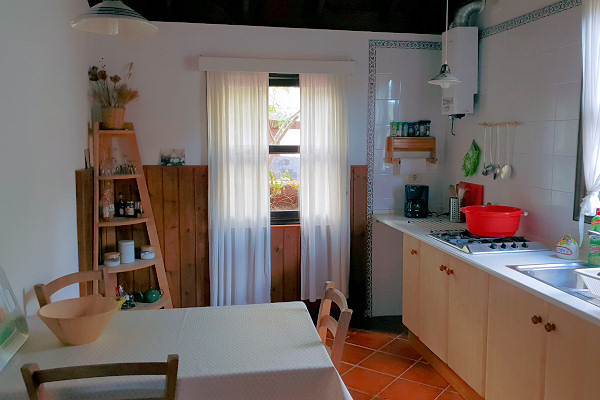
[38,295,118,346]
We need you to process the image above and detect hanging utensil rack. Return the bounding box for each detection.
[478,122,522,127]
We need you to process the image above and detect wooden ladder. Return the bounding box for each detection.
[92,122,172,310]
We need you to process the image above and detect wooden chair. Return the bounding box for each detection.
[21,354,179,400]
[34,270,107,308]
[316,281,353,369]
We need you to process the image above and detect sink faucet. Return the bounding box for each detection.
[587,230,600,239]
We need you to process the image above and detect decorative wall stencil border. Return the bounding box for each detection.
[365,39,441,317]
[480,0,581,39]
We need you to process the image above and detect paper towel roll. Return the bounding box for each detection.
[400,158,426,175]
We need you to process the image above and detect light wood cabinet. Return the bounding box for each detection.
[404,237,488,396]
[418,243,450,362]
[402,234,421,335]
[486,277,546,400]
[544,304,600,400]
[447,258,488,396]
[486,276,600,400]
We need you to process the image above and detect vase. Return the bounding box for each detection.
[101,107,126,129]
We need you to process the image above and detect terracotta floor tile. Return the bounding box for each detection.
[358,352,415,377]
[346,331,396,350]
[379,339,422,360]
[342,366,396,395]
[338,362,354,375]
[341,343,376,364]
[400,361,448,389]
[348,388,374,400]
[436,390,466,400]
[379,378,443,400]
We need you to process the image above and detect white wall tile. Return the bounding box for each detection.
[555,82,581,120]
[554,120,579,157]
[530,154,554,189]
[374,124,390,150]
[530,121,555,156]
[552,155,577,192]
[376,73,402,100]
[375,99,399,124]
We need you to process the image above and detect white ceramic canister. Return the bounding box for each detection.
[140,245,155,260]
[103,252,121,267]
[118,240,135,263]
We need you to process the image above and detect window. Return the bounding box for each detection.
[269,73,300,225]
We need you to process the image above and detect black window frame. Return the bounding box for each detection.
[269,73,300,226]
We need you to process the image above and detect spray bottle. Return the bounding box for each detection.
[588,209,600,265]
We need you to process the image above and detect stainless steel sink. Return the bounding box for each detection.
[508,262,600,307]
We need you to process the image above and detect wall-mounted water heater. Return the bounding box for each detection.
[441,27,479,117]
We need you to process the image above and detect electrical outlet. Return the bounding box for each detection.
[410,174,418,182]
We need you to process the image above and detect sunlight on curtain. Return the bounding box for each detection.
[580,0,600,243]
[300,74,350,301]
[207,71,271,305]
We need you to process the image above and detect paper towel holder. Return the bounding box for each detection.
[384,137,436,165]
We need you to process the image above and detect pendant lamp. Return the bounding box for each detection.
[70,1,158,36]
[428,0,461,89]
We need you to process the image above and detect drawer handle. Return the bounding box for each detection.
[439,265,447,271]
[531,315,543,324]
[445,268,454,275]
[410,249,418,255]
[545,323,556,332]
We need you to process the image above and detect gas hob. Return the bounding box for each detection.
[428,229,549,255]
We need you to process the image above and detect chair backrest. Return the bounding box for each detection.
[316,281,353,369]
[21,354,179,400]
[34,270,106,308]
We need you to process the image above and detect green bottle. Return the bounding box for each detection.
[589,209,600,265]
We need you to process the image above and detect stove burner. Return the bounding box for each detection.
[428,230,548,254]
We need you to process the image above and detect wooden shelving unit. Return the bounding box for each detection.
[91,122,172,309]
[384,137,437,165]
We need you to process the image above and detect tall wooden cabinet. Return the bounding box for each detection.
[91,122,172,309]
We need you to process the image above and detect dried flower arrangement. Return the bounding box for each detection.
[88,62,139,108]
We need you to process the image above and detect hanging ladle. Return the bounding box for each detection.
[501,125,513,179]
[493,125,501,180]
[482,126,493,176]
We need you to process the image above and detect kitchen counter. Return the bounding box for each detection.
[374,213,600,328]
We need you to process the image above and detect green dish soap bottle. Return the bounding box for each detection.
[589,209,600,265]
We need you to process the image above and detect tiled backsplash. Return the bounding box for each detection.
[370,45,446,214]
[445,3,582,246]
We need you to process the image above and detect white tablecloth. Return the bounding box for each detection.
[0,301,351,399]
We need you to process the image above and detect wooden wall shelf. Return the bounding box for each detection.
[384,137,436,165]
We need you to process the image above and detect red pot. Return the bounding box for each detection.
[460,205,527,237]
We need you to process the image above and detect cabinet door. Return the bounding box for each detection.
[485,277,546,400]
[447,258,489,396]
[402,234,421,335]
[544,304,600,400]
[418,243,449,362]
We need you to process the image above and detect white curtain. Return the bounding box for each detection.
[580,0,600,243]
[207,71,271,306]
[300,74,350,301]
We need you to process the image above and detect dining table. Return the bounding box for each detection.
[0,301,352,399]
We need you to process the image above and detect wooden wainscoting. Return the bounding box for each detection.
[270,225,301,302]
[76,165,368,308]
[349,165,368,317]
[144,166,209,308]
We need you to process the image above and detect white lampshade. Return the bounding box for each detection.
[428,64,461,89]
[70,1,158,36]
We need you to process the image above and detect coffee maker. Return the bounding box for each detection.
[404,185,429,218]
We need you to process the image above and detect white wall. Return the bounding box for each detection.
[444,0,582,246]
[0,0,90,312]
[89,23,439,167]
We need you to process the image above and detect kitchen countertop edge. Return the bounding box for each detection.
[374,213,600,328]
